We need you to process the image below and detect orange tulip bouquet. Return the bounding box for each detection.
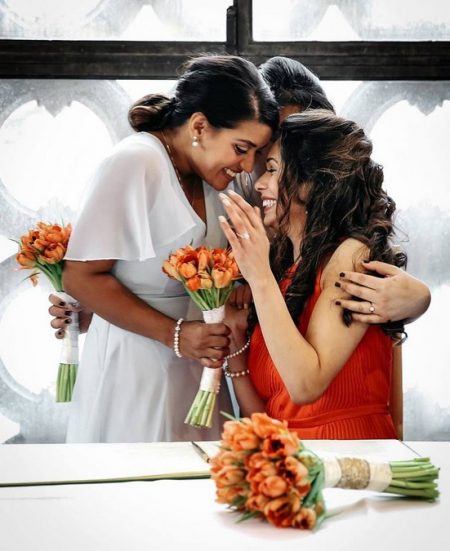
[211,412,440,530]
[15,222,79,402]
[162,245,240,428]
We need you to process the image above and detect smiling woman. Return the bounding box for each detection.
[56,55,278,443]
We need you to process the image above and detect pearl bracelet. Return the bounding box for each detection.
[225,338,251,360]
[224,365,250,379]
[173,318,184,358]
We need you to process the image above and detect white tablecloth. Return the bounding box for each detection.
[0,440,448,551]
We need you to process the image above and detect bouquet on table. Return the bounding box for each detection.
[211,412,440,530]
[162,245,240,428]
[15,222,79,402]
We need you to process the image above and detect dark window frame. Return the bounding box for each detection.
[0,0,449,80]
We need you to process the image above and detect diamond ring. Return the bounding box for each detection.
[236,232,250,240]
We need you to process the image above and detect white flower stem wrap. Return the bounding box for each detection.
[54,291,80,403]
[323,456,393,491]
[184,305,225,429]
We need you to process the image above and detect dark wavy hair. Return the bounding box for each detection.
[251,110,407,341]
[128,55,279,133]
[259,56,335,113]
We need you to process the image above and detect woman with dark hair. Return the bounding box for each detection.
[60,55,278,443]
[219,109,410,439]
[232,55,430,325]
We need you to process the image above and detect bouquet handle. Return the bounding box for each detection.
[54,291,79,402]
[184,305,225,428]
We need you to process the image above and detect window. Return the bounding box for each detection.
[0,0,449,442]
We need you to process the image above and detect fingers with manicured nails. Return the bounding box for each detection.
[339,271,379,290]
[337,280,377,302]
[336,299,389,323]
[218,215,243,251]
[227,189,263,229]
[219,193,252,239]
[361,260,401,277]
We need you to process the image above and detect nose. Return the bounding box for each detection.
[239,151,256,173]
[254,173,267,192]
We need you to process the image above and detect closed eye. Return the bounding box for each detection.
[235,145,249,155]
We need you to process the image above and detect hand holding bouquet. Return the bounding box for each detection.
[211,413,440,530]
[15,222,79,402]
[162,245,240,428]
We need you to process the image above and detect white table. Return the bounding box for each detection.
[0,440,448,551]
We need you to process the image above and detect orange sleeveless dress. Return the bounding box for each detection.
[248,267,397,439]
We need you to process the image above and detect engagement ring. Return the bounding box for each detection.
[237,232,250,240]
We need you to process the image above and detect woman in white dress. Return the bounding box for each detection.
[61,55,279,443]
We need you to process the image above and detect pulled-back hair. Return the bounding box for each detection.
[259,56,335,113]
[268,110,406,341]
[128,55,279,133]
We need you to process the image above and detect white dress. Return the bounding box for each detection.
[65,132,233,442]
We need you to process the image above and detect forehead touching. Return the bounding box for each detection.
[266,140,281,163]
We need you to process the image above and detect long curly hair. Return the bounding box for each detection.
[250,110,407,341]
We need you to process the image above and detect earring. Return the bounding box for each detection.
[192,136,199,147]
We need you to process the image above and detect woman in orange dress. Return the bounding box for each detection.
[219,109,406,439]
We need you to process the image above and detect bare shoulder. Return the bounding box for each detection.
[321,238,369,289]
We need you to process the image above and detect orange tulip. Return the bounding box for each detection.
[178,261,198,279]
[212,267,232,289]
[221,418,261,452]
[162,260,181,280]
[39,242,66,264]
[16,250,37,268]
[263,491,302,528]
[185,275,202,292]
[197,247,212,271]
[251,412,289,439]
[262,431,300,459]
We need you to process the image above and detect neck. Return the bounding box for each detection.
[162,127,195,179]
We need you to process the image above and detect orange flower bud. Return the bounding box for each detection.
[162,260,181,280]
[197,247,212,272]
[212,267,232,289]
[16,250,37,268]
[198,271,213,290]
[185,275,201,292]
[259,475,289,498]
[251,412,289,439]
[39,242,65,264]
[178,261,197,279]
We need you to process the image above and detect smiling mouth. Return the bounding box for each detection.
[262,199,277,209]
[224,167,238,178]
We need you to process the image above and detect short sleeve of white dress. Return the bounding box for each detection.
[65,133,197,261]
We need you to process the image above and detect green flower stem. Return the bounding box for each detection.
[56,363,77,402]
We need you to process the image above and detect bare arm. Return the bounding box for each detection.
[62,259,230,367]
[223,303,266,416]
[219,192,371,405]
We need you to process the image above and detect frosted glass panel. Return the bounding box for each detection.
[0,0,230,40]
[253,0,450,41]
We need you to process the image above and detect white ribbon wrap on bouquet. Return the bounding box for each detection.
[199,305,225,393]
[323,456,392,492]
[54,291,80,365]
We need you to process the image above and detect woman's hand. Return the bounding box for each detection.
[224,301,250,348]
[228,283,252,311]
[218,190,272,287]
[178,320,231,369]
[48,294,93,338]
[335,260,431,324]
